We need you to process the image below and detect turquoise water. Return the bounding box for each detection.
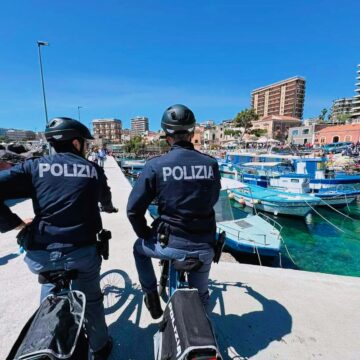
[222,173,360,277]
[230,198,360,277]
[275,201,360,277]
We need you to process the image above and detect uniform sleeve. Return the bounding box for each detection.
[0,162,32,232]
[126,161,157,239]
[96,165,114,210]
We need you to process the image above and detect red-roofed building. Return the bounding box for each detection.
[314,124,360,145]
[251,115,302,141]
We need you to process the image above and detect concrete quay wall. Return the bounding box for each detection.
[0,156,359,359]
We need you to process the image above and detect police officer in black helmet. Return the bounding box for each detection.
[0,118,115,359]
[127,104,221,319]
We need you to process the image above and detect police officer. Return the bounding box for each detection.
[0,118,115,359]
[127,104,221,319]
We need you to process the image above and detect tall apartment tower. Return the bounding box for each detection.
[131,116,149,135]
[92,118,122,143]
[331,98,353,120]
[251,76,306,119]
[352,64,360,119]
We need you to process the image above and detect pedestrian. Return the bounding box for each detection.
[89,147,99,164]
[98,147,107,168]
[0,117,118,359]
[127,104,221,319]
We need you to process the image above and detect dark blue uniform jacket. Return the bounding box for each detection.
[127,141,221,250]
[0,152,113,250]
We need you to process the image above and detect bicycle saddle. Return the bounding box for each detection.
[38,269,78,285]
[172,258,203,272]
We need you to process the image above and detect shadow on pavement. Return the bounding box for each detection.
[102,271,292,359]
[208,280,292,359]
[0,253,18,266]
[101,269,158,359]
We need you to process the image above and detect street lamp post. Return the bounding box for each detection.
[37,41,49,125]
[77,106,83,122]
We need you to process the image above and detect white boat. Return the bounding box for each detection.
[216,179,282,257]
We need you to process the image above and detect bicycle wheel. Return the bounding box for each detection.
[100,269,131,315]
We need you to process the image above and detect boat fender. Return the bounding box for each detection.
[228,192,235,200]
[253,199,260,204]
[238,197,245,204]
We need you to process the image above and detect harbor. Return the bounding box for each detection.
[1,156,360,360]
[2,3,360,358]
[121,154,360,278]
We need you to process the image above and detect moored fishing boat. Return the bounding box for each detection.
[218,178,282,257]
[223,177,321,217]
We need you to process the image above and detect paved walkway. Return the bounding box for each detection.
[1,156,360,359]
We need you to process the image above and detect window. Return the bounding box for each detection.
[333,136,339,143]
[291,179,300,183]
[320,137,326,144]
[292,130,299,136]
[195,139,198,144]
[302,129,309,134]
[344,135,352,142]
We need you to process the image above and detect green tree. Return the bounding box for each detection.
[224,129,242,137]
[0,136,10,143]
[335,113,350,124]
[250,128,267,137]
[233,108,259,140]
[319,108,328,123]
[123,135,145,154]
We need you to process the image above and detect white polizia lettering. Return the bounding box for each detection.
[38,163,98,179]
[162,165,215,181]
[169,302,182,357]
[39,163,50,177]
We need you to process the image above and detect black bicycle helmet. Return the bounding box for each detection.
[161,104,196,135]
[45,117,93,142]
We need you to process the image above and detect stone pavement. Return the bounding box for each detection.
[0,156,359,359]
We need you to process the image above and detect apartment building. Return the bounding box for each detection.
[351,64,360,120]
[315,124,360,145]
[252,115,301,141]
[331,98,353,121]
[131,116,149,136]
[251,76,306,119]
[289,124,329,145]
[92,118,122,143]
[6,129,36,141]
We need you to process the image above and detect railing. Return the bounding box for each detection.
[217,223,269,246]
[258,212,283,240]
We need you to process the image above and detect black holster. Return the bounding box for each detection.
[213,231,226,264]
[16,225,33,251]
[156,221,170,248]
[96,229,112,260]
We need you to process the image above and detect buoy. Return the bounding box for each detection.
[238,197,245,204]
[228,192,235,200]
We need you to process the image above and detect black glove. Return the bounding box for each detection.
[100,205,118,213]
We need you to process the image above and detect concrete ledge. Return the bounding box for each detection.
[0,156,359,359]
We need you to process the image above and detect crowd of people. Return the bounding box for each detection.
[87,146,109,167]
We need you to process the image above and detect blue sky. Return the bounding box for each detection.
[0,0,359,131]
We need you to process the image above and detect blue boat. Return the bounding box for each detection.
[216,183,282,257]
[222,177,321,217]
[236,161,360,207]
